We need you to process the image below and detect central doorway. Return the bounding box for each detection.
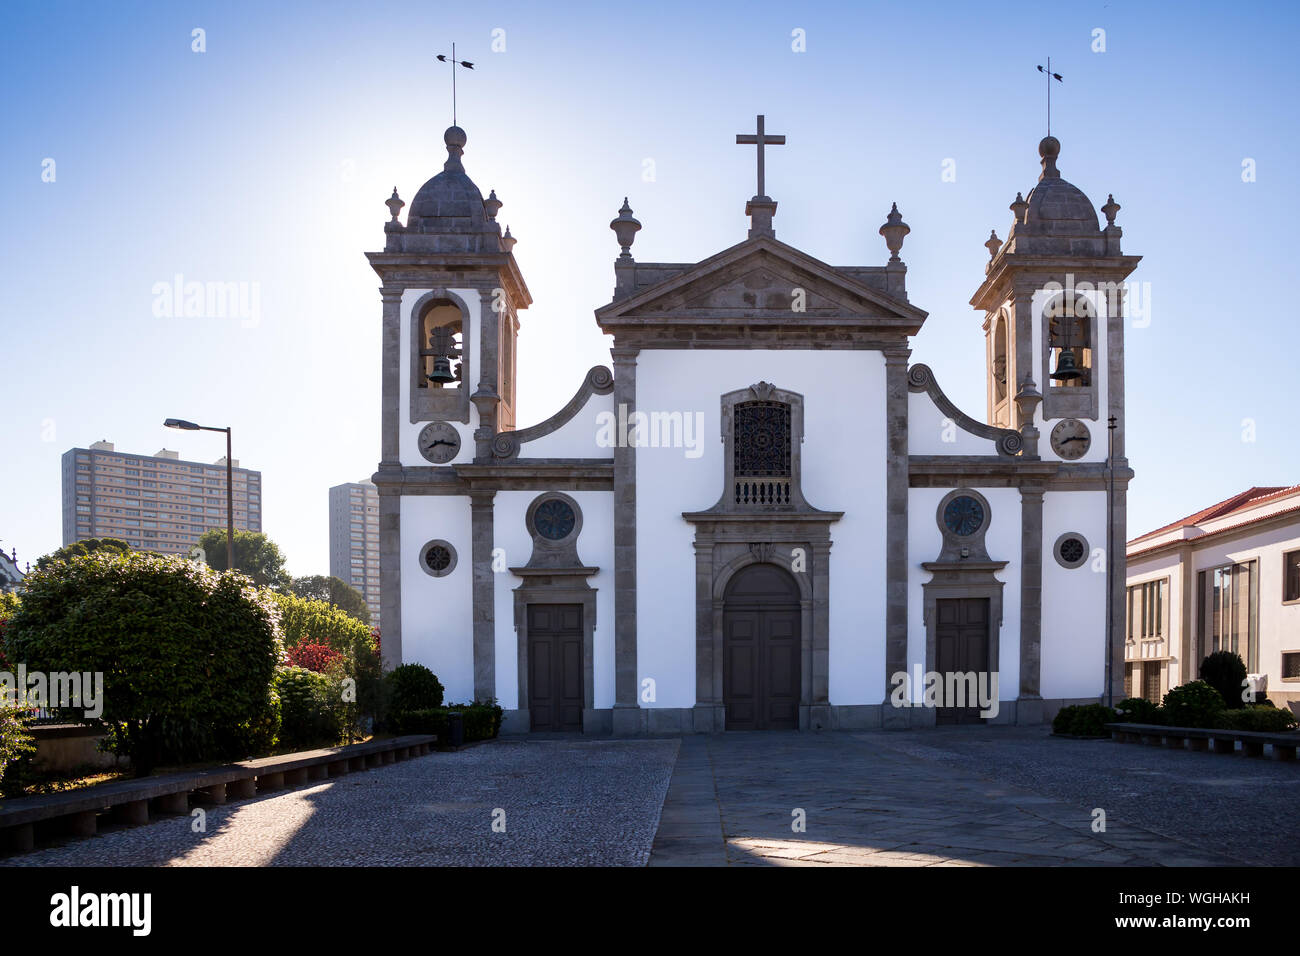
[934,597,990,725]
[723,563,801,730]
[527,604,584,732]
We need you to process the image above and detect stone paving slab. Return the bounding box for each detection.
[4,739,678,867]
[650,731,1239,867]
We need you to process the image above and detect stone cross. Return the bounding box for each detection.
[736,114,785,199]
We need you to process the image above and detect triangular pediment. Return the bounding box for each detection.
[595,236,926,347]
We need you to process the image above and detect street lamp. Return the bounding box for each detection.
[164,418,235,573]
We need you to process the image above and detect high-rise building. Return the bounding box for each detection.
[329,480,380,626]
[61,440,262,557]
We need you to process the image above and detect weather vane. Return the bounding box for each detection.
[1036,58,1063,135]
[436,42,474,127]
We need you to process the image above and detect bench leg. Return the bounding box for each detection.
[5,824,35,852]
[1163,736,1185,749]
[196,784,227,805]
[308,764,329,781]
[227,777,257,800]
[382,750,396,765]
[329,760,350,777]
[113,799,150,825]
[284,768,308,787]
[1211,738,1235,754]
[1243,741,1265,758]
[1274,745,1297,761]
[156,792,189,814]
[257,772,285,792]
[1187,738,1208,752]
[349,757,367,772]
[66,810,98,837]
[365,753,382,769]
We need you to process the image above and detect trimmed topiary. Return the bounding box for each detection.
[1215,704,1297,733]
[1200,650,1249,709]
[5,552,282,773]
[1116,697,1163,724]
[274,666,345,749]
[1162,680,1226,729]
[385,663,445,714]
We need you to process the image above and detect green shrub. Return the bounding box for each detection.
[272,592,381,721]
[1052,702,1117,737]
[1200,651,1248,709]
[388,700,504,743]
[1162,680,1226,729]
[0,697,35,787]
[6,552,282,773]
[1116,697,1164,724]
[274,666,345,750]
[386,663,445,713]
[1215,704,1298,733]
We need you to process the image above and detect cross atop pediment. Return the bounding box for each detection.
[735,114,785,239]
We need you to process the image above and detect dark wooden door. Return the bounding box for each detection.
[528,604,583,732]
[723,564,801,730]
[1142,661,1161,704]
[935,597,990,725]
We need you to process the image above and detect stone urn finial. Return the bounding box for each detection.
[985,229,1002,260]
[1009,192,1029,225]
[879,202,910,263]
[484,188,503,221]
[610,197,641,259]
[501,224,517,253]
[385,187,405,222]
[1101,193,1121,227]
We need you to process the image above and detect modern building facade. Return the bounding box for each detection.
[61,441,262,557]
[370,120,1138,735]
[1126,485,1300,710]
[329,480,381,626]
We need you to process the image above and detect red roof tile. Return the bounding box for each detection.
[1128,485,1300,546]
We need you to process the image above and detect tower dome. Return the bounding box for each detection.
[1010,137,1104,256]
[407,126,489,234]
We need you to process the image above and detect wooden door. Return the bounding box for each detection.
[528,604,583,732]
[723,564,801,730]
[935,597,990,725]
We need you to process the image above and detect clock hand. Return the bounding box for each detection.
[1061,436,1086,443]
[429,439,455,448]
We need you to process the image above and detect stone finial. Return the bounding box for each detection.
[610,197,641,259]
[443,125,467,172]
[879,202,910,263]
[385,187,405,222]
[985,230,1002,260]
[484,189,503,221]
[1014,374,1043,458]
[1009,192,1028,224]
[1101,193,1120,227]
[1038,135,1061,180]
[501,225,517,253]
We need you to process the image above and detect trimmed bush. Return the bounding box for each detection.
[386,663,445,713]
[274,666,345,750]
[0,697,35,788]
[1200,651,1249,709]
[1052,702,1117,737]
[1116,697,1164,724]
[388,701,504,743]
[1216,704,1298,733]
[6,552,282,773]
[1162,680,1225,729]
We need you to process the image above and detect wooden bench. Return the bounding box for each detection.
[0,734,435,854]
[1106,722,1297,760]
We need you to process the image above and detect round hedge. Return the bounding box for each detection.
[386,663,445,714]
[1162,680,1225,729]
[5,552,282,772]
[1200,650,1249,709]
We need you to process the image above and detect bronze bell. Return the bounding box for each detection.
[428,356,457,385]
[1050,348,1084,382]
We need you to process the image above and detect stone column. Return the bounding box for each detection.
[378,487,401,670]
[379,287,403,468]
[1018,483,1045,723]
[470,489,496,702]
[1178,543,1194,686]
[882,348,910,728]
[1108,482,1129,704]
[611,346,641,735]
[472,287,502,461]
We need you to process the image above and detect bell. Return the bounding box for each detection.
[428,356,456,385]
[1050,348,1084,382]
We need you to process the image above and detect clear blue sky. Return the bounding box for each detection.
[1,0,1296,574]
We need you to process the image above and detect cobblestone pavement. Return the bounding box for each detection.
[650,728,1274,866]
[5,739,678,867]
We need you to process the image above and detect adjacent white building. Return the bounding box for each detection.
[370,120,1139,734]
[1126,485,1300,710]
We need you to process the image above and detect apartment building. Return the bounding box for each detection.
[61,440,262,557]
[1126,485,1300,710]
[329,480,380,626]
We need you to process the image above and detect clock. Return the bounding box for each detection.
[943,495,985,537]
[418,422,461,464]
[1050,419,1091,460]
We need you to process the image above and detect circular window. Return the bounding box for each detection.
[1054,532,1090,570]
[943,495,986,537]
[533,498,576,541]
[420,539,457,577]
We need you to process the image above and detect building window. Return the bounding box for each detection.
[420,539,457,578]
[1282,652,1300,681]
[1126,579,1167,643]
[1044,293,1094,389]
[1198,561,1258,672]
[418,302,463,389]
[1053,532,1090,570]
[1284,550,1300,603]
[733,400,792,506]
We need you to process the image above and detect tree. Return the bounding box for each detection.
[196,529,292,591]
[35,537,130,570]
[291,575,371,624]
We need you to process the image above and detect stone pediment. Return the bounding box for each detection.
[595,236,927,349]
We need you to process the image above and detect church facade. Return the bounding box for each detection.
[368,118,1139,734]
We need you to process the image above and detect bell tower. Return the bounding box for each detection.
[971,136,1140,439]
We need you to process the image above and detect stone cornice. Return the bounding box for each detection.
[365,251,532,308]
[970,253,1143,312]
[908,455,1134,489]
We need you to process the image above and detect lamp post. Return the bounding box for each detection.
[164,418,235,573]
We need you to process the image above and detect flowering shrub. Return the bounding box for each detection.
[285,642,344,674]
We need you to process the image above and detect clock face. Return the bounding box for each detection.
[1050,418,1092,460]
[943,495,985,537]
[418,422,460,464]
